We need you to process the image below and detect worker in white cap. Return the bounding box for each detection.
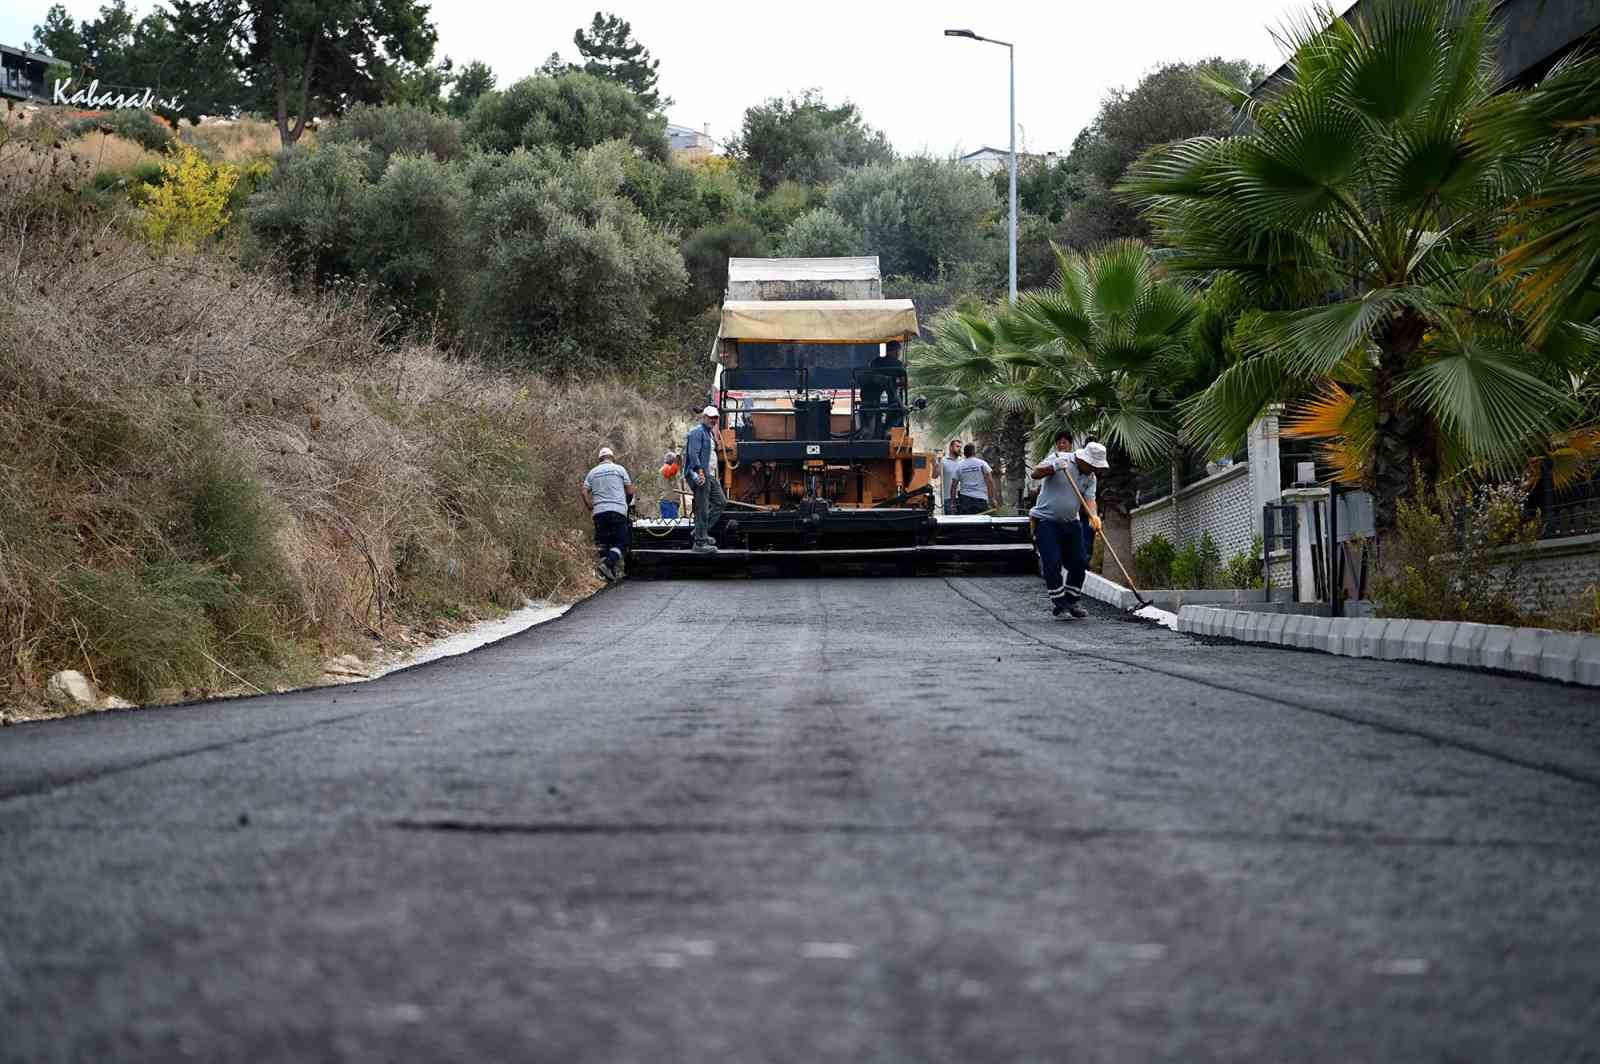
[1028,434,1109,618]
[581,445,635,581]
[683,405,725,553]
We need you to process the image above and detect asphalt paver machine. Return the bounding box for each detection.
[631,257,1033,576]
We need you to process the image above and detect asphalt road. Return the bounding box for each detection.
[3,576,1599,1062]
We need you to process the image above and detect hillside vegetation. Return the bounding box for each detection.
[0,111,678,716]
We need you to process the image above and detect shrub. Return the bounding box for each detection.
[189,447,294,604]
[324,103,465,179]
[355,152,470,315]
[60,562,236,702]
[465,71,667,159]
[1134,533,1175,588]
[1370,481,1537,625]
[91,160,164,194]
[778,207,863,258]
[1171,542,1201,589]
[70,110,174,153]
[141,144,240,249]
[828,158,1000,280]
[1221,535,1265,589]
[246,142,373,283]
[463,141,687,369]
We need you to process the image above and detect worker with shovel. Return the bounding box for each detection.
[1029,433,1108,618]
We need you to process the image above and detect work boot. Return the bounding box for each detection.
[1067,603,1088,619]
[596,559,617,581]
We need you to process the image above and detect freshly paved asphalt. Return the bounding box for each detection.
[3,576,1599,1062]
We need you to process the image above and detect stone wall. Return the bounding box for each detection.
[1130,463,1256,562]
[1513,533,1600,613]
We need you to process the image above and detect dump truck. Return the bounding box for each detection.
[630,256,1032,574]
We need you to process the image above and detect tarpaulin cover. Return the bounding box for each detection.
[719,299,919,343]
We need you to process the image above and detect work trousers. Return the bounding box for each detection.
[1034,517,1087,605]
[593,511,629,566]
[692,474,726,546]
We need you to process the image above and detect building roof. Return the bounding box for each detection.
[727,257,881,284]
[960,146,1012,160]
[719,299,918,344]
[1,43,59,65]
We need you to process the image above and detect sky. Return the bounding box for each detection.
[2,1,1296,155]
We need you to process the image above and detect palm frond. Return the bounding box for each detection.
[1397,343,1575,466]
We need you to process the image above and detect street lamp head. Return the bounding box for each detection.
[944,29,978,39]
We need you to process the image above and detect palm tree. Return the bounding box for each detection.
[909,308,1035,508]
[1474,51,1600,339]
[1120,0,1592,532]
[910,240,1200,540]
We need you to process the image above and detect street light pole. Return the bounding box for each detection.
[945,28,1017,303]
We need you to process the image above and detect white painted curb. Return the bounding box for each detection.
[1175,606,1600,687]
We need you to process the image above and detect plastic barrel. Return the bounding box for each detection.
[660,500,679,519]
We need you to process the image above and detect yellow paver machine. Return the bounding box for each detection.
[631,257,1034,576]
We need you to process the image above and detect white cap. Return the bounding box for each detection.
[1075,442,1110,470]
[702,405,720,418]
[597,446,614,459]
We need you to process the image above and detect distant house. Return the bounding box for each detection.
[957,146,1058,176]
[667,122,719,161]
[1,43,58,104]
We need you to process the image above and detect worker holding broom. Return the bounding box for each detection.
[1029,431,1109,619]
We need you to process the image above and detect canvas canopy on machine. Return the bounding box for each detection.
[718,300,919,346]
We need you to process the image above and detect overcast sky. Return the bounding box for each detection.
[3,1,1295,154]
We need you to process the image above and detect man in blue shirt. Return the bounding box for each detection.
[581,446,635,581]
[683,405,725,554]
[1029,433,1108,618]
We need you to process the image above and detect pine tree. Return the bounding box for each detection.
[572,11,668,111]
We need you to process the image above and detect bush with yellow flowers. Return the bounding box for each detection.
[141,144,240,250]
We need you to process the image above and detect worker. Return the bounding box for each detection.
[1029,434,1108,618]
[659,450,685,519]
[580,445,635,581]
[953,442,997,515]
[933,438,963,515]
[684,405,725,554]
[858,346,905,438]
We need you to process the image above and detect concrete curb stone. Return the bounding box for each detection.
[1537,632,1584,684]
[1480,627,1516,671]
[1357,618,1387,658]
[1450,623,1492,668]
[1508,628,1545,673]
[1423,622,1460,665]
[1575,636,1600,685]
[1174,602,1599,687]
[1398,619,1432,662]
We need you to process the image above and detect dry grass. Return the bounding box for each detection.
[182,118,306,164]
[0,159,678,714]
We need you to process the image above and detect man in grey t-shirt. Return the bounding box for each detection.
[1028,432,1108,618]
[581,446,635,581]
[953,442,996,514]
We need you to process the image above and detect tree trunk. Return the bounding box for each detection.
[273,32,319,147]
[998,410,1028,514]
[1368,313,1435,534]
